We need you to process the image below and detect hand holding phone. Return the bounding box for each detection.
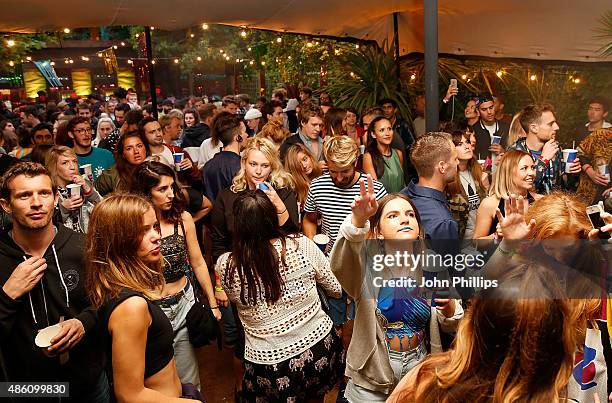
[587,204,611,240]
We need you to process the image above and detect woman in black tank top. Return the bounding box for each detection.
[132,161,220,392]
[86,194,195,401]
[474,150,541,241]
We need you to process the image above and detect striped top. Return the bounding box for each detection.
[304,173,387,253]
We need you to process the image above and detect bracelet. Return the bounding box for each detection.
[497,244,515,257]
[210,306,219,310]
[214,286,224,293]
[277,208,287,215]
[539,156,550,165]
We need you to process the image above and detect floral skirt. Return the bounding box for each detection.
[243,327,345,402]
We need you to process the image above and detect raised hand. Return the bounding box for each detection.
[495,194,535,240]
[351,174,378,228]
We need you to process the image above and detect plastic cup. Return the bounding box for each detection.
[359,145,365,155]
[313,234,330,253]
[173,152,184,171]
[598,164,610,182]
[66,183,81,198]
[491,135,502,145]
[562,149,577,173]
[34,323,62,348]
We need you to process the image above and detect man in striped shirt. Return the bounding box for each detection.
[303,136,387,326]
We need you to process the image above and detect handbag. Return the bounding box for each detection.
[179,220,220,348]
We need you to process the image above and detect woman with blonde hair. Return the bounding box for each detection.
[474,149,540,239]
[388,261,577,403]
[45,145,101,233]
[283,143,322,214]
[506,112,526,147]
[93,117,116,148]
[86,194,200,402]
[256,120,288,154]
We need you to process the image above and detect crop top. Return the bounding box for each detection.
[161,222,189,283]
[99,289,175,379]
[377,281,431,349]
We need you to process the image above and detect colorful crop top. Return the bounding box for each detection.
[377,280,431,349]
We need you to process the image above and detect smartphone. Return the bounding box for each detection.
[587,204,611,239]
[256,183,269,191]
[450,79,458,89]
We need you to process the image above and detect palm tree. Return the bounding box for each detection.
[596,10,612,56]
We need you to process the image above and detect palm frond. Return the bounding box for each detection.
[595,10,612,56]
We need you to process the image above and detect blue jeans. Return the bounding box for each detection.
[328,291,355,326]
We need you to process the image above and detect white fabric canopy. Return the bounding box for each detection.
[3,0,610,62]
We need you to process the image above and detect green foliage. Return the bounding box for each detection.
[596,10,612,56]
[323,39,413,119]
[1,34,57,74]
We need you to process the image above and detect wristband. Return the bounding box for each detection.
[215,286,224,293]
[539,156,550,165]
[210,306,219,309]
[497,244,516,257]
[277,208,287,215]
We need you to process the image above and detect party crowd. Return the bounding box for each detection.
[0,85,610,402]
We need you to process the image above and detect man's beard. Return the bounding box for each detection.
[332,175,355,189]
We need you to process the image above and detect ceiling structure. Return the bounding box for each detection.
[2,0,610,62]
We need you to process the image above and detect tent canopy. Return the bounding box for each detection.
[3,0,610,62]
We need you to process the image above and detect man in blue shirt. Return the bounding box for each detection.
[68,117,115,181]
[401,132,459,241]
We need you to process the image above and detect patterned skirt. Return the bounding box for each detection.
[242,327,345,402]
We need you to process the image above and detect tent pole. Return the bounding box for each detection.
[393,12,400,86]
[145,26,158,119]
[424,0,439,132]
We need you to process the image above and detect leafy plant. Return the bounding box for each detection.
[323,39,413,119]
[596,10,612,56]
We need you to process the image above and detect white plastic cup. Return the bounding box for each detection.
[313,234,330,253]
[491,135,502,145]
[359,145,365,155]
[598,164,610,182]
[66,183,81,198]
[562,149,577,173]
[34,323,62,348]
[173,152,184,171]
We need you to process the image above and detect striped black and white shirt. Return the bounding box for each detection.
[304,173,387,253]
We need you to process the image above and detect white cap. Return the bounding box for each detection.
[244,108,262,120]
[283,98,299,112]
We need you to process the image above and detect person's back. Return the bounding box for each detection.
[201,151,241,203]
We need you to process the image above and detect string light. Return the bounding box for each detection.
[121,41,126,46]
[219,49,224,53]
[461,74,467,80]
[410,74,416,81]
[113,45,118,49]
[63,28,70,34]
[135,33,139,38]
[127,59,133,64]
[334,49,339,55]
[276,37,282,43]
[573,78,581,84]
[190,33,195,38]
[50,61,55,66]
[240,29,247,38]
[201,23,209,30]
[249,60,254,65]
[350,72,355,77]
[355,44,359,49]
[306,41,313,48]
[247,47,251,52]
[225,56,230,60]
[496,71,503,77]
[105,58,111,62]
[261,61,266,66]
[196,56,202,61]
[235,58,240,62]
[174,58,179,64]
[530,74,537,81]
[150,26,155,30]
[6,39,15,47]
[97,53,103,57]
[151,60,156,64]
[69,59,74,64]
[288,56,292,60]
[8,61,14,67]
[26,56,31,61]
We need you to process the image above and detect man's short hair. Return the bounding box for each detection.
[519,104,556,133]
[124,109,144,126]
[142,104,154,114]
[262,100,282,118]
[298,105,324,125]
[222,96,237,107]
[0,162,56,200]
[66,116,91,134]
[115,103,131,114]
[198,103,216,121]
[323,135,359,168]
[235,93,251,104]
[22,105,39,119]
[167,109,183,121]
[475,93,494,107]
[138,116,158,135]
[211,112,241,147]
[158,114,173,130]
[300,87,312,97]
[77,103,91,111]
[31,123,53,136]
[589,96,610,112]
[378,98,397,108]
[410,132,453,178]
[272,89,287,102]
[361,106,384,119]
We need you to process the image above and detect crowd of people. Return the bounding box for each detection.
[0,84,610,403]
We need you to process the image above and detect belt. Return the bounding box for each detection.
[153,280,190,308]
[386,329,425,352]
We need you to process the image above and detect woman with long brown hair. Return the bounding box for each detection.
[330,176,463,402]
[446,129,489,240]
[323,107,347,137]
[362,116,405,193]
[283,143,322,215]
[216,190,344,402]
[94,131,148,196]
[86,194,199,402]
